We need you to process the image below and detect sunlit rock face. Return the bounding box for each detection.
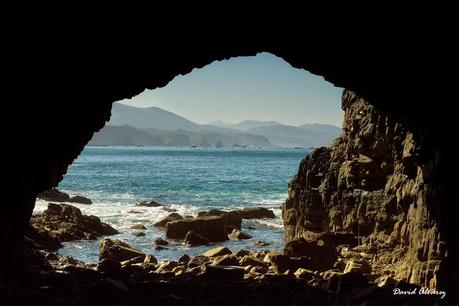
[283,89,446,289]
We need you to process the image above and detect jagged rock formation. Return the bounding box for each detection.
[283,89,445,289]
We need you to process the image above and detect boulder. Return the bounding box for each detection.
[37,188,70,202]
[238,207,275,219]
[97,258,122,277]
[239,255,267,268]
[132,231,145,237]
[188,255,209,268]
[156,260,179,273]
[213,255,240,266]
[154,237,169,246]
[178,254,190,265]
[68,195,92,205]
[202,246,232,257]
[253,240,270,247]
[154,213,183,228]
[131,224,147,230]
[143,254,158,265]
[166,216,228,242]
[184,231,209,246]
[136,200,161,207]
[198,210,242,230]
[235,249,251,257]
[284,237,338,272]
[29,203,118,245]
[99,238,145,262]
[229,229,252,240]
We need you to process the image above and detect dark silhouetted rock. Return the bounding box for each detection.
[253,240,270,247]
[68,195,92,204]
[136,200,161,207]
[178,254,190,266]
[99,238,145,262]
[154,213,183,228]
[37,188,70,202]
[184,231,209,246]
[229,229,252,240]
[284,237,337,272]
[202,265,245,281]
[154,237,169,246]
[132,232,145,237]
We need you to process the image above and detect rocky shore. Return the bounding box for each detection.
[14,199,439,305]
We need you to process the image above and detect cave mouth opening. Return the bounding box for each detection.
[30,52,344,265]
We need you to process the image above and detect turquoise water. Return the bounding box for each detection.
[34,146,309,263]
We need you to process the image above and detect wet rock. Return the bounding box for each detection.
[127,210,143,214]
[238,207,275,219]
[131,224,147,230]
[166,216,228,242]
[253,240,270,247]
[184,230,209,246]
[143,254,158,265]
[284,237,337,272]
[68,195,92,205]
[154,237,169,246]
[37,188,70,202]
[29,203,118,246]
[163,207,178,212]
[154,213,183,228]
[154,245,165,250]
[132,232,145,237]
[202,246,232,257]
[136,200,161,207]
[178,254,190,265]
[99,238,145,262]
[229,229,252,240]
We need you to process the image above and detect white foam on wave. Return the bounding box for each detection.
[34,197,202,231]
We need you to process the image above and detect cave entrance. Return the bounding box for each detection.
[32,52,343,264]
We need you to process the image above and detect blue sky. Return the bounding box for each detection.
[119,52,344,126]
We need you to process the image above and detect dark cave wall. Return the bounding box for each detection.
[2,35,456,297]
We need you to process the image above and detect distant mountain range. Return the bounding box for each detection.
[88,103,341,148]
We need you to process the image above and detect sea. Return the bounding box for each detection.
[33,146,310,263]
